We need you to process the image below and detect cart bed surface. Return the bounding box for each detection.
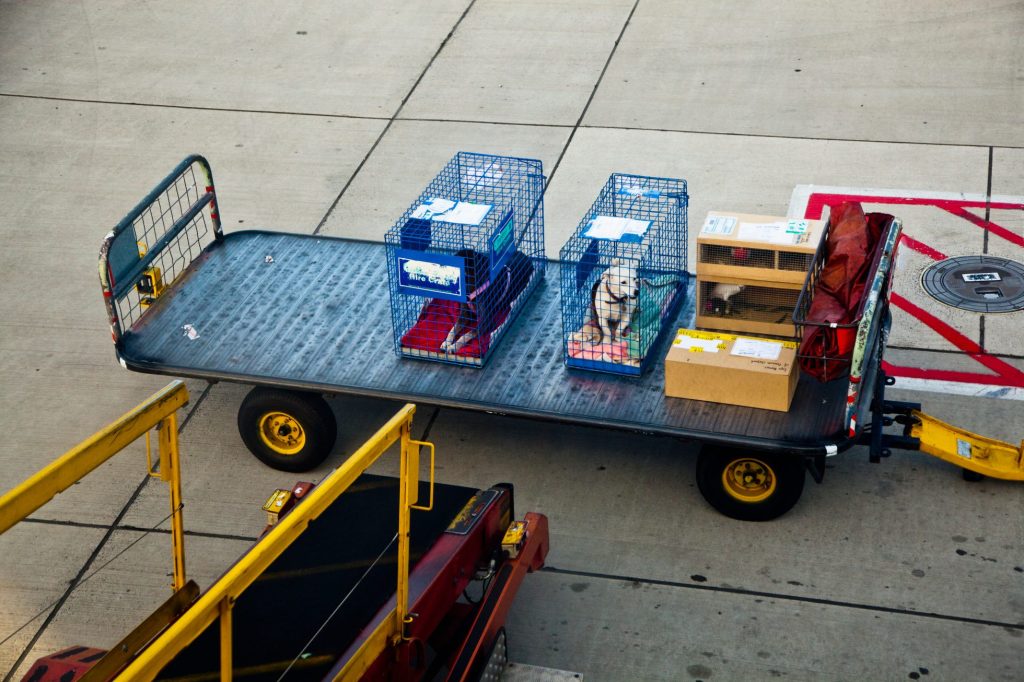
[121,232,850,450]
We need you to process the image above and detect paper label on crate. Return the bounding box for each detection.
[413,198,492,226]
[700,215,737,236]
[786,220,810,235]
[731,337,784,361]
[738,221,800,245]
[618,185,662,199]
[584,215,651,242]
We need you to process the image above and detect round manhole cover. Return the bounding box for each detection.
[921,255,1024,313]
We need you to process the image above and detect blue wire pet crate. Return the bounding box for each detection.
[385,152,546,368]
[560,173,689,375]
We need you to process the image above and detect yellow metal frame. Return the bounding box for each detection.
[113,402,435,682]
[0,381,190,591]
[911,410,1024,480]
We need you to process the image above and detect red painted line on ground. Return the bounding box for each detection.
[989,200,1024,210]
[804,192,1024,389]
[890,293,1024,384]
[803,193,997,220]
[940,205,1024,248]
[898,234,946,261]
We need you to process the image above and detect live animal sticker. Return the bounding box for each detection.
[674,330,729,352]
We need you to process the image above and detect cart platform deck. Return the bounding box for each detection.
[118,231,854,452]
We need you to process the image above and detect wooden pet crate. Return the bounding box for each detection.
[695,275,802,338]
[697,212,825,285]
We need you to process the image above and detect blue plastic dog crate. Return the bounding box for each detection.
[560,173,688,375]
[385,152,546,367]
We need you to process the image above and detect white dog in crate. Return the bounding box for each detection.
[571,259,640,346]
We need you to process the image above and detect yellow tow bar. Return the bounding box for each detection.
[910,410,1024,480]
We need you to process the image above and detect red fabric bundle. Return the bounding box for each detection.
[798,203,889,382]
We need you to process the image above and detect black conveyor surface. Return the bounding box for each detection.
[121,233,849,449]
[156,474,477,681]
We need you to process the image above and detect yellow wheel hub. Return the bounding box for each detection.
[722,457,777,503]
[258,412,306,455]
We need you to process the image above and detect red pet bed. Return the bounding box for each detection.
[400,297,512,358]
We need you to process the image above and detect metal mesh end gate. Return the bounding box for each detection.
[385,152,546,368]
[99,155,222,346]
[559,174,688,376]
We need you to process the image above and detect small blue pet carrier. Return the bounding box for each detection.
[560,174,689,375]
[385,152,546,367]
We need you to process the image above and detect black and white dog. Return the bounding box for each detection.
[440,249,533,354]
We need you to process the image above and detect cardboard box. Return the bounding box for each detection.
[697,211,825,285]
[695,275,802,338]
[664,330,798,411]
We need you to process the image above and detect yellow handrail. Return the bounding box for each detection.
[118,402,434,681]
[0,381,190,591]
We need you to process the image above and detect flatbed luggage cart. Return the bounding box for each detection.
[99,156,1024,521]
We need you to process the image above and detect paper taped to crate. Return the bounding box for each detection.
[700,215,737,236]
[413,198,492,225]
[737,220,813,246]
[584,215,651,242]
[730,337,785,360]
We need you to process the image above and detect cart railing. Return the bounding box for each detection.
[99,155,223,345]
[117,402,435,682]
[793,214,903,437]
[0,381,190,591]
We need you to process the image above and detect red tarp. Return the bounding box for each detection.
[798,202,891,382]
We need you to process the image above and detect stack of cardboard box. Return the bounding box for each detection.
[662,212,826,412]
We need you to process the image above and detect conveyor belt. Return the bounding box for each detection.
[155,474,477,682]
[120,232,851,450]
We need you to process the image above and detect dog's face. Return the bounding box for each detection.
[601,260,639,300]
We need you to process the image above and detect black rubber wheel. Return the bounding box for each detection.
[237,387,337,472]
[696,447,806,522]
[961,467,985,482]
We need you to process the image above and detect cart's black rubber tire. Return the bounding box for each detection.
[237,387,336,472]
[696,448,805,522]
[961,467,985,482]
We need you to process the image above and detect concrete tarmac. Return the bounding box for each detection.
[1,2,1021,680]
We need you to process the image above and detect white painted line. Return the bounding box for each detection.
[787,185,1023,217]
[889,377,1024,401]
